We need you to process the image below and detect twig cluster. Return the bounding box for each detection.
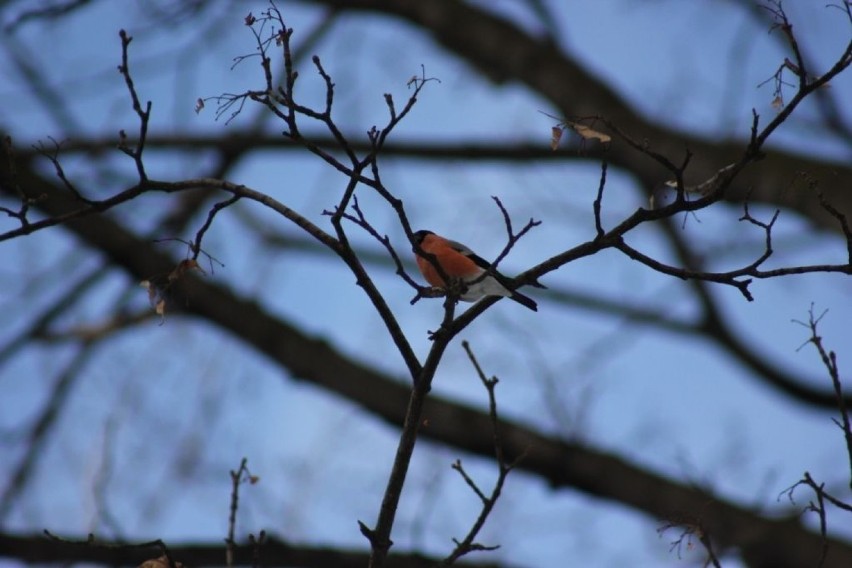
[543,64,852,301]
[438,341,522,565]
[657,516,722,568]
[2,1,852,566]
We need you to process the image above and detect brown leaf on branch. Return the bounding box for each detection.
[141,280,168,322]
[138,555,184,568]
[550,126,564,150]
[168,258,205,282]
[140,280,155,302]
[567,121,611,143]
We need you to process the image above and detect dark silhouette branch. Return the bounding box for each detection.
[439,342,518,565]
[3,159,851,566]
[304,0,852,231]
[8,130,852,235]
[793,307,852,488]
[3,5,852,567]
[117,29,151,183]
[233,217,852,410]
[0,531,513,568]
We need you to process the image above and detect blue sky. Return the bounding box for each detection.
[1,1,851,567]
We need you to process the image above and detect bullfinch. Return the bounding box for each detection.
[412,229,543,311]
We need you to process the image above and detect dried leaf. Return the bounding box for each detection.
[138,557,166,568]
[568,121,611,143]
[244,12,256,26]
[194,98,205,114]
[550,126,564,150]
[141,280,159,306]
[771,96,784,110]
[138,555,184,568]
[168,258,205,282]
[249,475,260,484]
[663,162,736,196]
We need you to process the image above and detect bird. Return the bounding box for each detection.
[412,229,543,311]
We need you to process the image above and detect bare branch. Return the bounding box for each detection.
[438,341,521,565]
[117,29,152,182]
[793,306,852,487]
[190,194,241,260]
[43,531,181,568]
[32,138,93,204]
[2,532,504,568]
[488,195,541,273]
[226,458,258,568]
[657,518,722,568]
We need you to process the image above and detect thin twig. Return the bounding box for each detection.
[226,458,257,568]
[437,341,522,565]
[117,29,151,182]
[793,306,852,487]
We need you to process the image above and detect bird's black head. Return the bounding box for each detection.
[413,230,433,245]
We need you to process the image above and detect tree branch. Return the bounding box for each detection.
[0,532,509,568]
[3,160,851,567]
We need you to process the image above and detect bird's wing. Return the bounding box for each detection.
[445,238,523,292]
[444,238,540,292]
[445,238,493,270]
